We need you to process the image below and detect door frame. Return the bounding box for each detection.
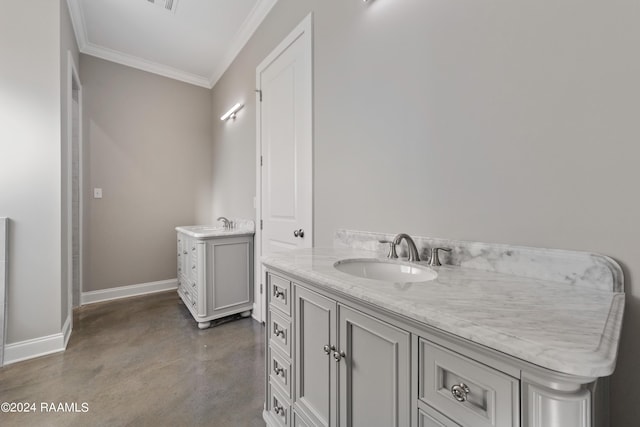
[254,13,313,323]
[65,50,83,339]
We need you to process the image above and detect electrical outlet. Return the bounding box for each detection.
[94,188,103,199]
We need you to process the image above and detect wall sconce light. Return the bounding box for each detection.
[220,103,244,121]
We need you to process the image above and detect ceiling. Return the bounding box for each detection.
[67,0,278,88]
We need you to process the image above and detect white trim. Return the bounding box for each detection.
[66,0,278,89]
[62,314,72,349]
[208,0,279,88]
[66,0,89,53]
[81,42,211,88]
[4,333,66,366]
[254,75,263,323]
[66,51,82,335]
[256,13,312,73]
[80,279,178,306]
[1,218,8,366]
[254,13,314,324]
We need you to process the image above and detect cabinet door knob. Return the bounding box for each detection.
[273,405,284,416]
[273,325,285,338]
[323,344,335,355]
[333,350,346,362]
[274,366,285,377]
[451,383,471,402]
[293,229,304,238]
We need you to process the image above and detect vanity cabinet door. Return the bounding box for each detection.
[338,305,411,427]
[294,286,337,427]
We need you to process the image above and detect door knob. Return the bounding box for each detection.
[293,229,305,238]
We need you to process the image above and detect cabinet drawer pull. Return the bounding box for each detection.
[333,350,346,362]
[192,265,196,270]
[451,383,471,402]
[273,325,285,338]
[273,287,285,300]
[183,250,188,255]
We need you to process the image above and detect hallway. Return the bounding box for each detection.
[0,291,265,426]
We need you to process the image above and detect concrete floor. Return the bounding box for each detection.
[0,291,266,427]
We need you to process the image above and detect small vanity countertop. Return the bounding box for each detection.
[176,222,255,239]
[262,247,625,378]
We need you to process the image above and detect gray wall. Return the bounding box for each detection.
[0,0,63,342]
[81,55,212,292]
[60,0,80,326]
[210,0,640,425]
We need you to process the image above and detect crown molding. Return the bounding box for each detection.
[66,0,278,89]
[208,0,279,88]
[66,0,89,51]
[81,42,212,88]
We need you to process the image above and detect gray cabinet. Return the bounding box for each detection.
[292,283,410,427]
[521,379,592,427]
[338,305,410,427]
[265,273,294,427]
[293,286,336,427]
[176,232,253,328]
[418,339,519,427]
[264,269,604,427]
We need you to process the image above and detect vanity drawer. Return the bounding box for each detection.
[293,410,312,427]
[269,346,292,399]
[269,309,292,358]
[267,383,291,427]
[181,287,197,311]
[419,338,519,427]
[269,274,291,316]
[418,406,460,427]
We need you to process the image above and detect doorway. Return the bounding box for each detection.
[254,14,313,323]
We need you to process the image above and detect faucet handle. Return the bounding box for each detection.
[379,240,399,259]
[429,247,452,267]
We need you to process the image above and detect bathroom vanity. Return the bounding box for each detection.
[175,221,254,328]
[262,230,624,427]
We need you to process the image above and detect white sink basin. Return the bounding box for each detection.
[334,259,437,283]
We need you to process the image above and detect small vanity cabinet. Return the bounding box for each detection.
[176,226,254,328]
[264,269,610,427]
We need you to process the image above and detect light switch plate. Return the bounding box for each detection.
[94,188,103,199]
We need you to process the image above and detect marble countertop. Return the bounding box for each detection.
[176,223,255,238]
[262,247,624,378]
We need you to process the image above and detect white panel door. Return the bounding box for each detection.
[255,15,312,322]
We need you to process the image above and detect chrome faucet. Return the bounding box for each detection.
[393,233,420,262]
[217,216,231,229]
[379,233,420,262]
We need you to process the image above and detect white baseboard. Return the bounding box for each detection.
[80,278,177,306]
[4,332,66,365]
[3,280,177,366]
